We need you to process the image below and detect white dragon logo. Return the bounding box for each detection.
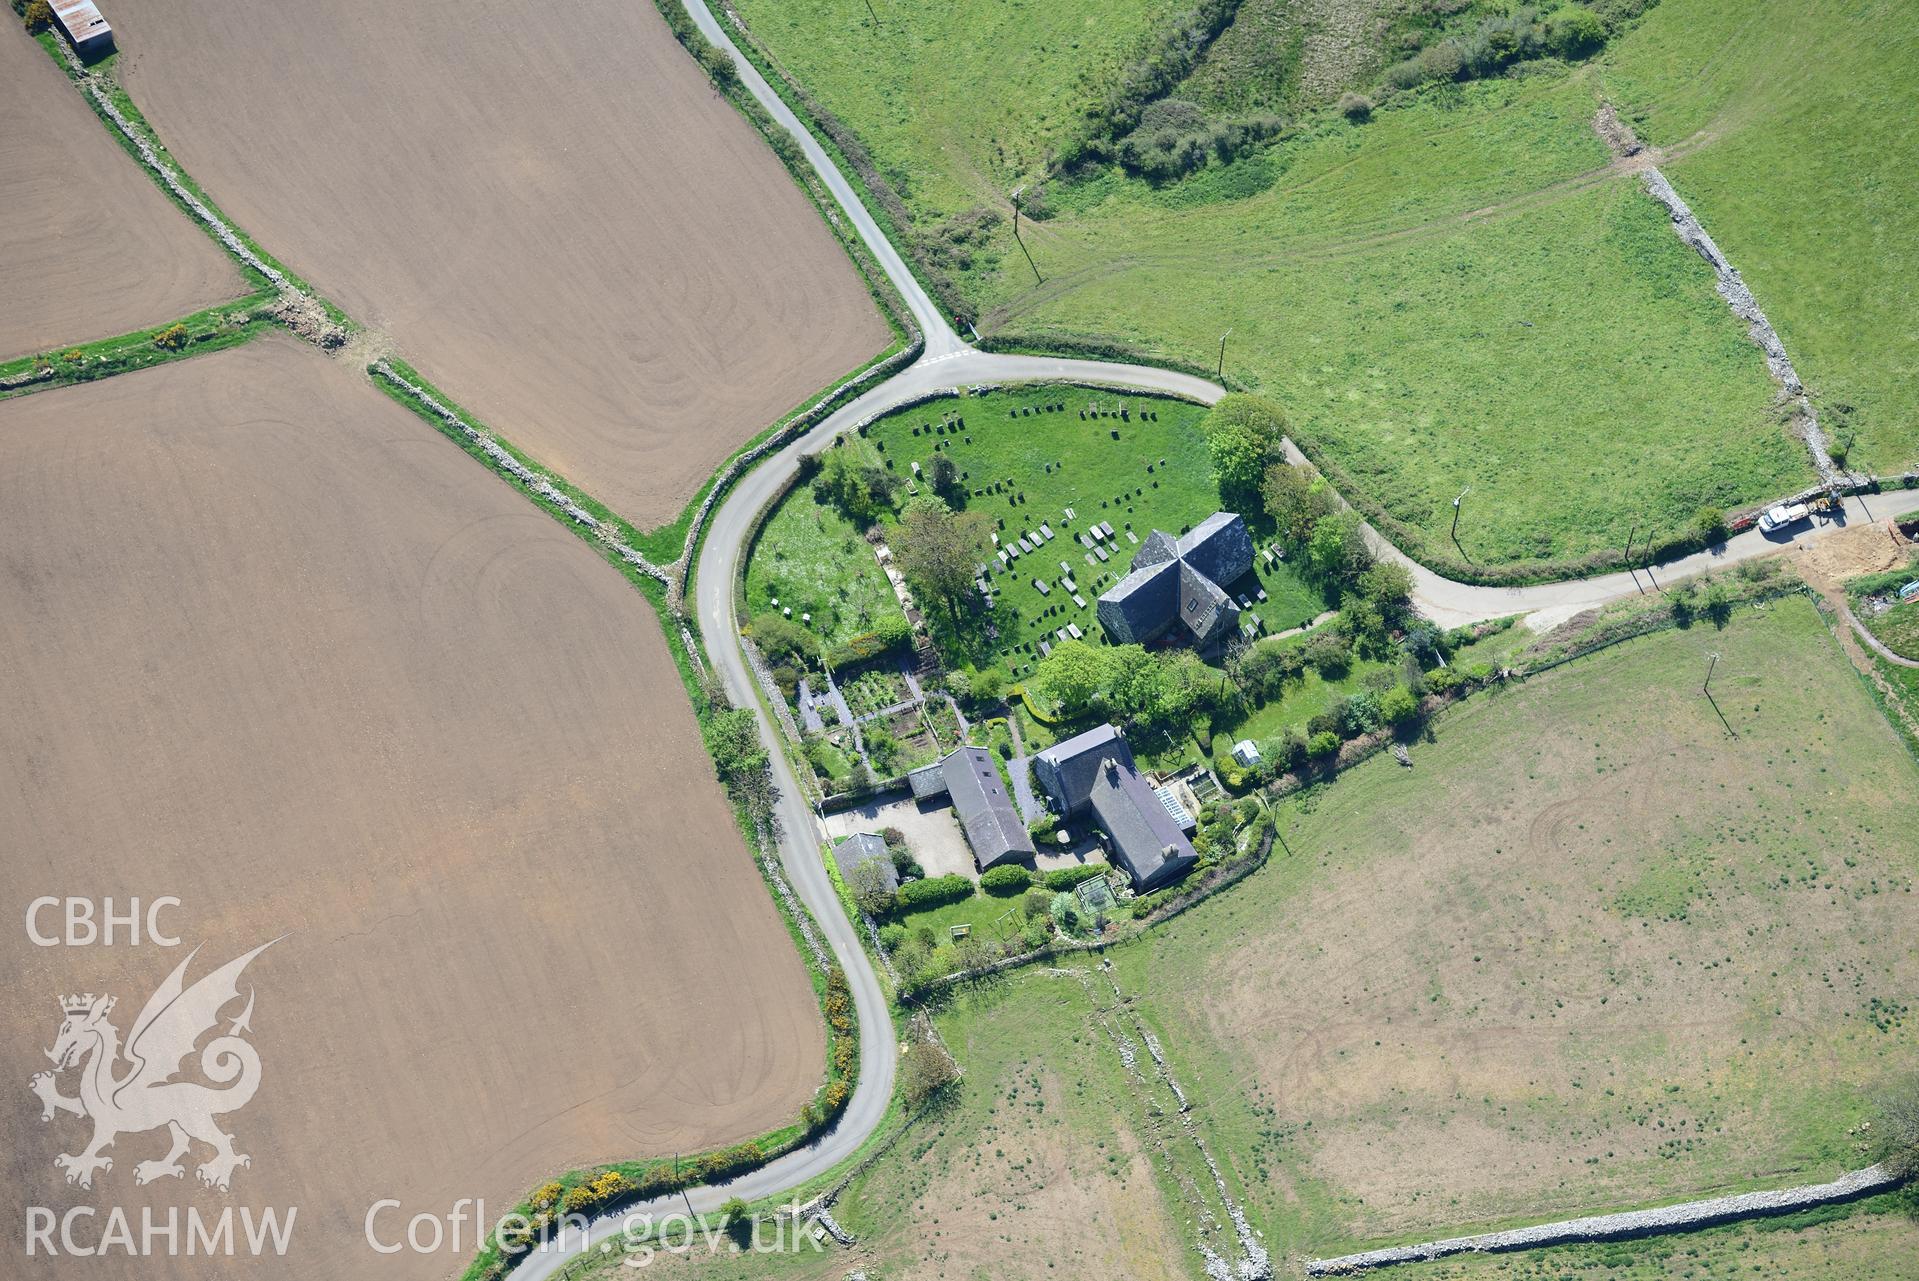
[28,940,277,1192]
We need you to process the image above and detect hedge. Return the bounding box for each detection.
[825,613,913,671]
[981,864,1033,895]
[892,873,975,913]
[1042,863,1109,891]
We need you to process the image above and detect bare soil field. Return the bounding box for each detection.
[0,339,822,1278]
[0,28,242,361]
[109,0,888,527]
[1113,596,1919,1257]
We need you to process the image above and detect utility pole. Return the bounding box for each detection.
[864,0,879,26]
[1624,522,1643,594]
[1010,186,1042,285]
[1643,527,1659,591]
[1450,486,1471,560]
[1216,329,1231,382]
[1702,651,1734,737]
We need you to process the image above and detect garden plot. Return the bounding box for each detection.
[109,0,888,527]
[0,340,822,1280]
[0,27,243,360]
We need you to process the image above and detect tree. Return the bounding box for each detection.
[22,0,51,31]
[848,859,897,915]
[1307,730,1341,759]
[1869,1073,1919,1178]
[813,446,900,522]
[1358,560,1413,617]
[1034,639,1108,717]
[1202,394,1289,512]
[1104,644,1169,726]
[892,498,991,619]
[1261,461,1336,549]
[925,452,963,504]
[1306,508,1373,590]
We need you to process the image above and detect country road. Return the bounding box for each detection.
[504,4,1918,1274]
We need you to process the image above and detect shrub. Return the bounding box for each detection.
[151,323,190,352]
[720,1197,752,1246]
[752,611,822,667]
[1338,691,1382,737]
[900,1035,960,1108]
[981,864,1033,895]
[1042,863,1109,891]
[1337,92,1374,122]
[823,612,913,670]
[1694,505,1729,544]
[1547,7,1606,58]
[1020,887,1052,919]
[1379,685,1419,727]
[1307,730,1340,758]
[23,0,52,31]
[1305,629,1352,678]
[1870,1073,1919,1179]
[892,873,974,913]
[880,826,907,849]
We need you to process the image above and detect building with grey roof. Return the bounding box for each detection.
[939,746,1034,870]
[1032,724,1197,892]
[833,833,899,893]
[1096,512,1253,649]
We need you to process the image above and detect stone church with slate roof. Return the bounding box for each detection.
[1095,512,1253,650]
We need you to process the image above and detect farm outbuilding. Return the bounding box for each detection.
[833,833,899,894]
[50,0,114,58]
[939,746,1034,871]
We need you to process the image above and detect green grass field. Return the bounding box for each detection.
[744,488,904,648]
[1599,0,1919,478]
[732,0,1825,567]
[1107,595,1919,1256]
[730,0,1181,226]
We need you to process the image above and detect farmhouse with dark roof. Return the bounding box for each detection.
[1032,724,1197,892]
[1095,512,1253,649]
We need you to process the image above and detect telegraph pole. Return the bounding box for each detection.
[1624,522,1642,594]
[1216,329,1231,381]
[1010,186,1041,285]
[1450,486,1471,561]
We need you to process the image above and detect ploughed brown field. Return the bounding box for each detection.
[0,339,823,1278]
[0,27,242,361]
[110,0,889,527]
